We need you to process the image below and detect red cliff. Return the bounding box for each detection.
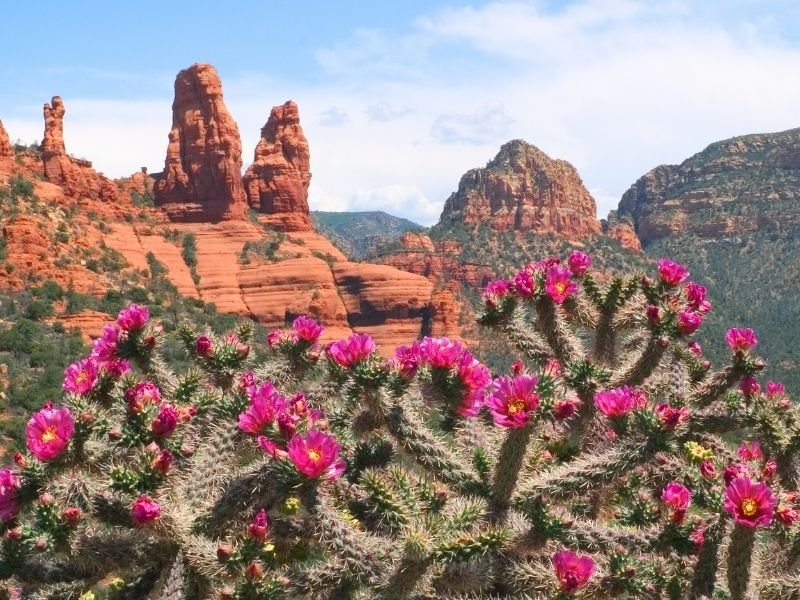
[243,101,312,231]
[0,120,11,157]
[153,63,248,222]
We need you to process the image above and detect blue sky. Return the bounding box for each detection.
[4,0,800,224]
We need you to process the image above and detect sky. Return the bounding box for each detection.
[3,0,800,225]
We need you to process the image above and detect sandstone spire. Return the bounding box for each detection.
[153,63,248,222]
[243,100,312,231]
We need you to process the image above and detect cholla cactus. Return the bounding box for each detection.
[1,253,800,600]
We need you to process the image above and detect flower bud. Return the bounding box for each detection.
[143,335,157,349]
[4,526,22,541]
[216,543,234,562]
[12,452,27,468]
[108,427,122,440]
[38,492,55,506]
[245,561,264,581]
[62,506,81,527]
[34,537,48,552]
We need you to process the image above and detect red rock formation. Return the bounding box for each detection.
[440,140,601,237]
[601,211,642,252]
[53,310,113,344]
[0,120,11,157]
[243,101,312,231]
[153,63,248,222]
[40,97,118,202]
[116,168,155,201]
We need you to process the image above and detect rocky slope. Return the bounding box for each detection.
[618,128,800,244]
[244,101,312,231]
[439,139,601,237]
[153,63,249,222]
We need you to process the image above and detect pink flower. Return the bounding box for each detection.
[26,405,74,461]
[661,482,691,523]
[553,397,581,420]
[723,477,776,528]
[418,337,464,369]
[455,351,491,391]
[248,509,269,541]
[131,495,160,524]
[567,251,592,276]
[239,371,256,391]
[104,358,130,379]
[655,404,690,430]
[594,386,637,418]
[456,387,485,418]
[657,259,689,286]
[766,381,785,398]
[512,268,537,299]
[545,266,577,305]
[287,429,346,480]
[195,335,213,357]
[125,381,162,414]
[151,405,179,437]
[762,458,777,481]
[551,550,596,593]
[739,376,761,396]
[685,281,707,307]
[737,441,763,462]
[699,460,717,479]
[327,333,376,368]
[267,330,291,349]
[726,328,758,352]
[0,468,21,521]
[483,279,511,307]
[677,309,703,335]
[238,382,288,435]
[91,325,119,362]
[116,304,149,332]
[390,343,421,380]
[485,375,541,428]
[688,341,702,356]
[691,527,705,550]
[293,315,324,343]
[63,357,99,395]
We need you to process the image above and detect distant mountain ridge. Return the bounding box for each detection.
[311,210,424,260]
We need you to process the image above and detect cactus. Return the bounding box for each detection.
[0,253,799,599]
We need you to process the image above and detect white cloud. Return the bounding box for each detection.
[6,1,800,226]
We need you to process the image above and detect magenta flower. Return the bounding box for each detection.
[257,436,287,459]
[567,251,592,276]
[726,327,758,352]
[124,381,162,414]
[655,403,690,430]
[545,266,577,305]
[724,477,777,528]
[195,335,213,357]
[457,387,485,418]
[661,482,691,523]
[551,550,596,593]
[485,375,541,428]
[26,404,74,461]
[0,468,21,521]
[390,343,421,380]
[248,509,269,541]
[512,269,537,298]
[777,505,800,526]
[553,397,581,420]
[328,333,376,368]
[116,304,150,332]
[766,381,786,398]
[151,404,179,437]
[739,376,761,396]
[657,259,689,286]
[455,351,491,391]
[287,429,346,480]
[737,441,763,462]
[238,382,288,435]
[63,357,99,396]
[267,330,291,349]
[699,460,717,479]
[131,495,161,524]
[688,341,702,356]
[594,386,636,418]
[419,337,464,369]
[91,324,119,362]
[150,448,173,475]
[762,458,777,481]
[676,309,703,334]
[293,315,324,342]
[104,358,130,379]
[483,279,511,308]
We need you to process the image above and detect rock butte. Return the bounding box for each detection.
[244,101,312,231]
